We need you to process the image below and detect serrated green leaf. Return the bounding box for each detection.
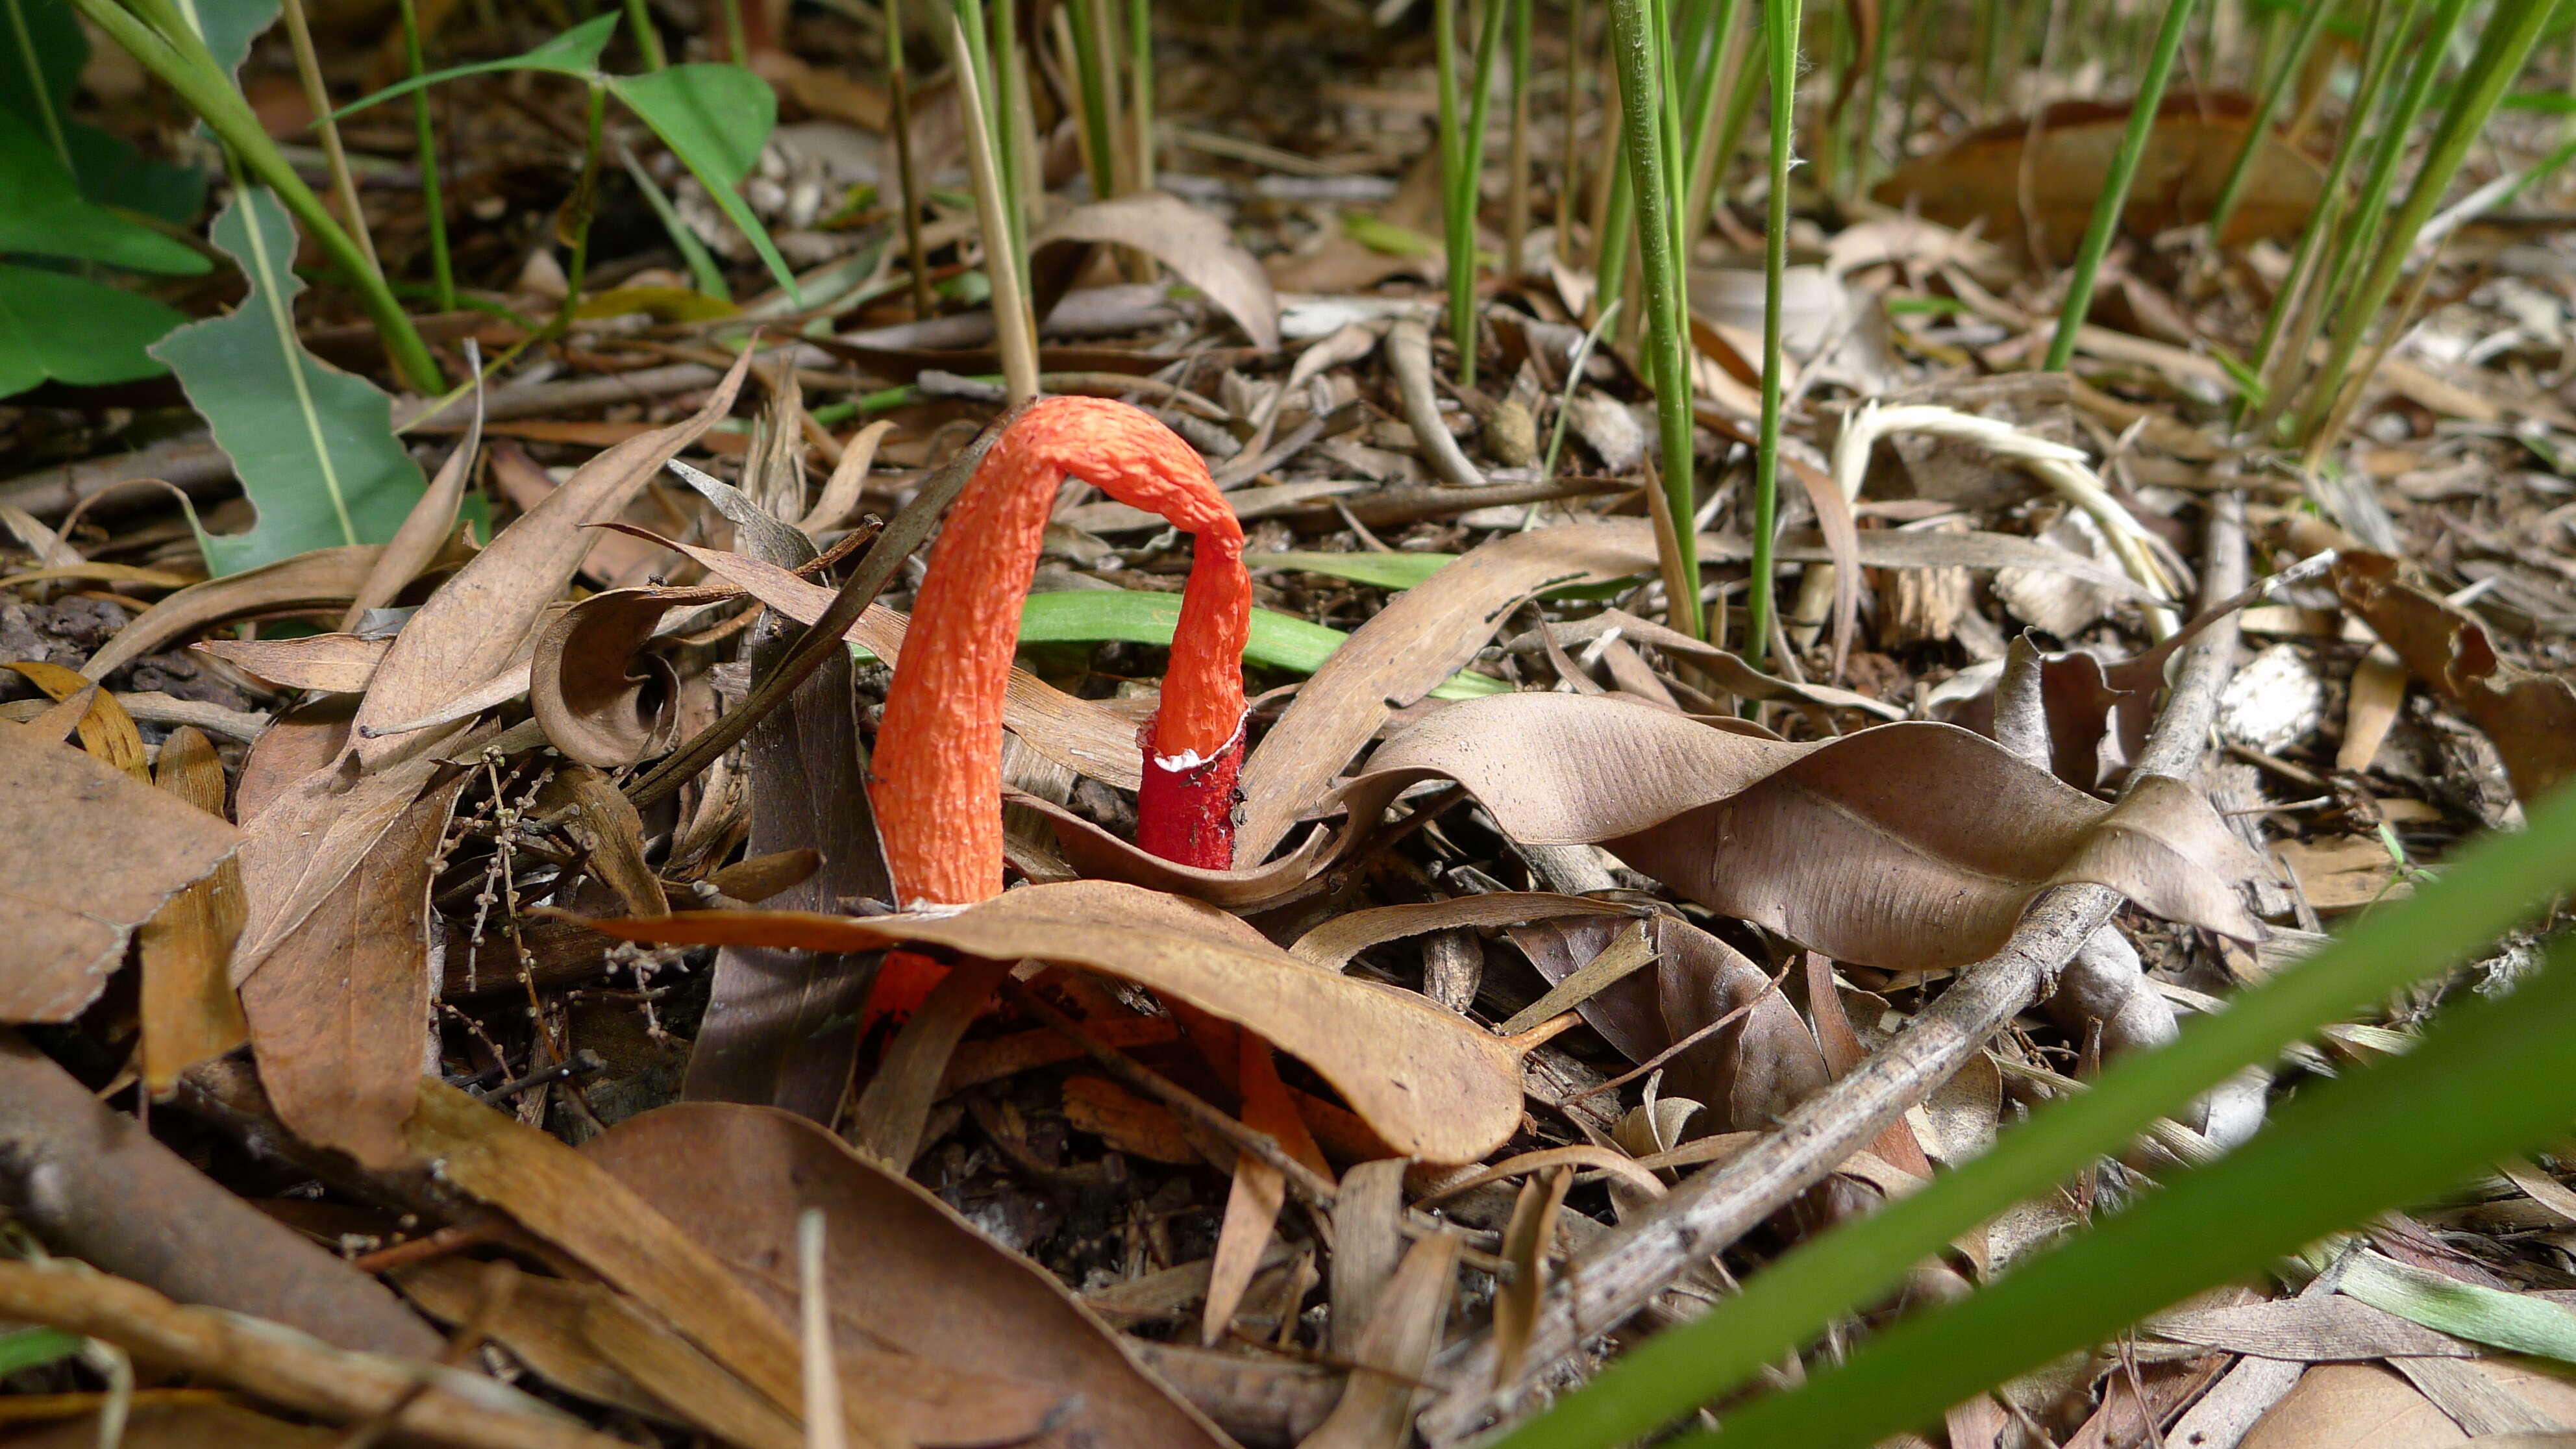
[608,64,800,301]
[0,262,188,395]
[0,1326,82,1376]
[326,11,617,121]
[0,106,207,272]
[1014,588,1509,698]
[150,186,424,575]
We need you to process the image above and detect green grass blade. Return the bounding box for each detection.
[1604,0,1702,639]
[396,0,451,311]
[2336,1251,2576,1362]
[610,64,801,302]
[1064,0,1117,201]
[617,137,731,300]
[1492,779,2576,1449]
[1248,551,1455,590]
[1749,0,1799,663]
[1678,931,2576,1449]
[2042,0,2203,372]
[2206,0,2333,240]
[325,11,615,120]
[0,1327,83,1376]
[149,186,426,574]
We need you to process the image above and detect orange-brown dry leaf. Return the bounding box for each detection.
[391,1259,674,1422]
[563,880,1526,1163]
[348,349,752,771]
[2336,551,2576,804]
[3,660,147,776]
[1061,1075,1202,1164]
[138,727,248,1091]
[582,1102,1233,1449]
[197,633,393,695]
[1872,92,2324,261]
[0,720,238,1022]
[238,769,468,1166]
[1353,691,2266,972]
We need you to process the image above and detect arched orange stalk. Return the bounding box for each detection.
[867,397,1249,1019]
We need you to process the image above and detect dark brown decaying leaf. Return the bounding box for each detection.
[238,768,469,1166]
[348,349,752,771]
[1352,691,2267,971]
[562,879,1528,1163]
[1872,91,2324,261]
[0,1032,442,1357]
[0,720,239,1022]
[139,727,248,1091]
[1030,191,1282,353]
[2336,551,2576,803]
[539,763,667,916]
[582,1101,1234,1449]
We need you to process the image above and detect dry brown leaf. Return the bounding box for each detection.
[1289,893,1638,971]
[79,544,388,684]
[486,440,673,588]
[343,395,480,631]
[1873,91,2324,261]
[3,1404,337,1449]
[234,697,355,824]
[1509,608,1903,723]
[2339,645,2407,773]
[848,954,1015,1167]
[1491,1165,1574,1387]
[2149,1296,2478,1361]
[0,720,238,1022]
[2336,552,2576,804]
[348,349,752,771]
[673,541,1146,787]
[391,1259,673,1422]
[1201,1034,1334,1346]
[197,632,393,694]
[3,659,147,776]
[1300,1228,1461,1449]
[575,1291,805,1449]
[401,1081,849,1441]
[2238,1363,2469,1449]
[560,879,1526,1163]
[539,763,667,916]
[582,1102,1231,1449]
[1030,192,1281,353]
[237,767,468,1165]
[138,728,248,1091]
[2274,835,2406,913]
[1351,691,2267,972]
[1062,1074,1202,1164]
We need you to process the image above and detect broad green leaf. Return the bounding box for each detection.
[1666,932,2576,1449]
[0,262,188,395]
[150,186,424,575]
[608,64,800,300]
[325,12,618,120]
[2336,1252,2576,1363]
[0,1326,82,1376]
[193,0,282,81]
[0,106,207,272]
[0,0,203,223]
[1497,779,2576,1449]
[1017,589,1509,698]
[1250,550,1455,591]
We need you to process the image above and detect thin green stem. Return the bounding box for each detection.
[1605,0,1701,639]
[2042,0,2203,373]
[1435,0,1468,377]
[1457,0,1508,384]
[1128,0,1154,192]
[621,0,666,68]
[66,0,446,391]
[885,0,931,316]
[721,0,747,62]
[542,82,608,342]
[1504,0,1533,272]
[2207,0,2334,241]
[398,0,453,311]
[279,0,381,276]
[1749,0,1798,663]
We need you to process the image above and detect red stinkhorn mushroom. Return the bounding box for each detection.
[865,395,1249,1022]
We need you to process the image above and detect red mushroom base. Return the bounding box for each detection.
[1132,719,1245,872]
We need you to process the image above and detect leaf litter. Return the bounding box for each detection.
[5,8,2575,1449]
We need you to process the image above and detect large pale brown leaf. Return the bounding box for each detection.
[561,880,1526,1163]
[582,1102,1233,1449]
[2336,551,2576,804]
[79,544,385,683]
[0,721,238,1022]
[347,349,752,771]
[238,769,467,1165]
[1872,91,2324,262]
[1351,691,2266,972]
[197,632,392,695]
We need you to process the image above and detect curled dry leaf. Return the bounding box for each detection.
[528,588,696,767]
[0,720,238,1022]
[2336,551,2576,804]
[1351,691,2266,972]
[1872,91,2324,260]
[347,349,753,771]
[561,879,1526,1163]
[582,1101,1234,1449]
[1030,191,1281,353]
